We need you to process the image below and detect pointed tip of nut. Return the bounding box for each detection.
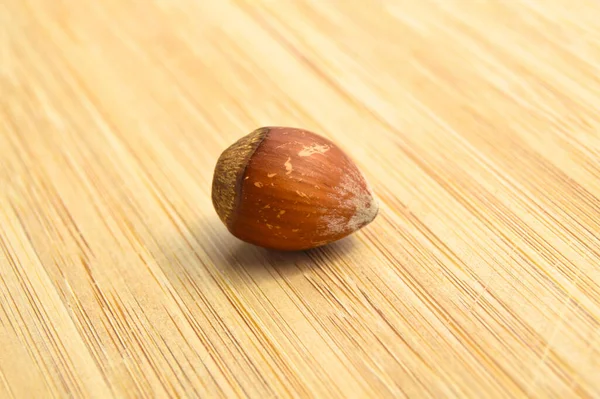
[325,170,379,236]
[211,127,269,226]
[352,187,379,231]
[358,173,380,228]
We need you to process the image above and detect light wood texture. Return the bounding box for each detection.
[2,0,600,398]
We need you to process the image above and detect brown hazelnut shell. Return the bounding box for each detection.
[212,127,378,251]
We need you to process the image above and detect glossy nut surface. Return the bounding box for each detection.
[212,127,378,251]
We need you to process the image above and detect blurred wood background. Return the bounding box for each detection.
[2,0,600,398]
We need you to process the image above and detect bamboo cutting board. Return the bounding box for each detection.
[1,0,600,398]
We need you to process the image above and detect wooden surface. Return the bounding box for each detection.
[2,1,600,398]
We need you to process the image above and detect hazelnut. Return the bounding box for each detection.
[211,127,378,251]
